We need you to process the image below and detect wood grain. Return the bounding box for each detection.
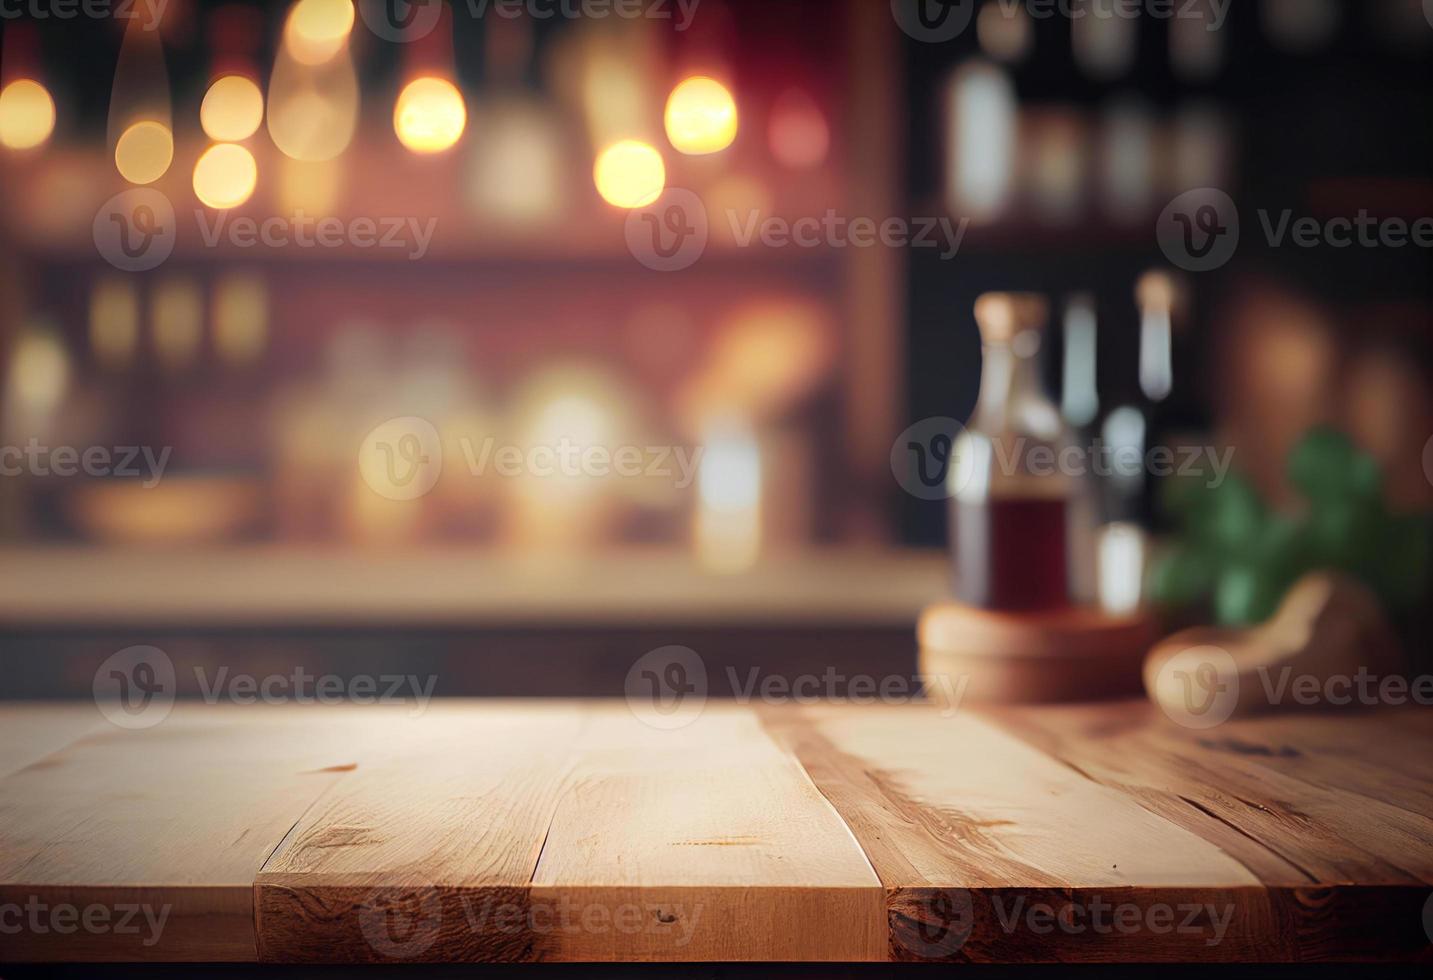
[255,702,587,963]
[528,706,885,961]
[0,703,101,780]
[987,702,1433,962]
[2,700,1429,964]
[0,706,378,961]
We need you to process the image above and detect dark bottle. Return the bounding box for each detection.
[949,293,1087,611]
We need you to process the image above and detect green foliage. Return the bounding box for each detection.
[1148,427,1431,626]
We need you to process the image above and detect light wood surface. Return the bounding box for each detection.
[0,700,1429,964]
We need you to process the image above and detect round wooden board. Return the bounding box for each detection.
[919,601,1161,703]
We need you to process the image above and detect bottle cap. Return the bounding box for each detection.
[974,293,1049,345]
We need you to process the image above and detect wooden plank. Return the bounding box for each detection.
[0,706,375,962]
[761,704,1432,962]
[987,701,1433,962]
[255,702,587,963]
[258,703,885,962]
[0,703,101,780]
[528,706,885,961]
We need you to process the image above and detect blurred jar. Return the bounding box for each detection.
[949,294,1091,611]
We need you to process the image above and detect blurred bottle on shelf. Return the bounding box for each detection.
[949,293,1093,611]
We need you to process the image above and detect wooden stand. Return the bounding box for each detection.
[918,601,1161,703]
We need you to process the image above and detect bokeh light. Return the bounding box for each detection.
[285,0,355,66]
[114,119,174,184]
[767,89,828,170]
[0,79,56,150]
[593,139,665,209]
[394,77,467,154]
[192,143,258,209]
[663,76,737,155]
[200,75,264,142]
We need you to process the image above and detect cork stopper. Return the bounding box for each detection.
[974,293,1049,346]
[1135,270,1179,315]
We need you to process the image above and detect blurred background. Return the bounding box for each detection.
[0,0,1429,697]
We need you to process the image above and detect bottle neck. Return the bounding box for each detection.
[973,342,1049,435]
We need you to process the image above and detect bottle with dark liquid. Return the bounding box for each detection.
[949,294,1083,612]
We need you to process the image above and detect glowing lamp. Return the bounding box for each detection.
[114,119,173,184]
[664,76,737,155]
[201,75,264,142]
[394,77,467,154]
[593,139,665,209]
[192,143,258,209]
[0,79,55,150]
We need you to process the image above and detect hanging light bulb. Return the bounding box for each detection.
[268,1,359,162]
[394,77,467,154]
[0,24,55,151]
[593,139,665,208]
[663,76,737,155]
[0,79,55,150]
[108,16,174,184]
[284,0,356,66]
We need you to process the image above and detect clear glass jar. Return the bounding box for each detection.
[948,293,1093,610]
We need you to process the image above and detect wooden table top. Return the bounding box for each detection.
[1,700,1430,964]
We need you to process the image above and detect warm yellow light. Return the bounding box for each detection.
[593,139,665,209]
[285,0,355,66]
[200,75,264,142]
[114,120,174,184]
[213,274,269,366]
[664,76,737,155]
[8,331,70,416]
[394,77,467,154]
[192,143,258,209]
[152,277,204,371]
[0,79,56,150]
[90,278,140,369]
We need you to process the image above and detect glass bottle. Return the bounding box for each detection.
[948,293,1088,611]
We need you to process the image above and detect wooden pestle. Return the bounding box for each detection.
[1144,572,1405,719]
